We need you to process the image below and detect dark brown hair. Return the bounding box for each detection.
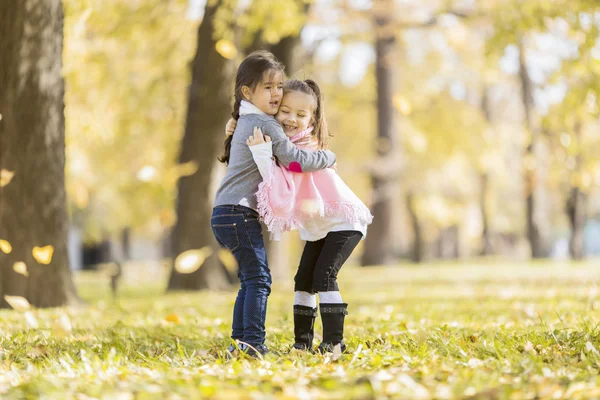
[218,50,285,164]
[283,79,331,150]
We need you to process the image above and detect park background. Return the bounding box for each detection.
[1,0,600,398]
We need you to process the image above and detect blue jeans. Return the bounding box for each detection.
[211,205,272,346]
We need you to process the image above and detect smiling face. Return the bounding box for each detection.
[243,69,284,116]
[275,90,316,138]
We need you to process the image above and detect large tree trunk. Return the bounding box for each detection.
[167,0,234,290]
[361,0,398,266]
[567,122,587,260]
[518,37,545,259]
[0,0,79,307]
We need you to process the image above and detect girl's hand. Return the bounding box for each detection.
[225,118,237,137]
[247,127,272,147]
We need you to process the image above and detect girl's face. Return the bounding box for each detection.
[276,91,315,138]
[243,70,284,116]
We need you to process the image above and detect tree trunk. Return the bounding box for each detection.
[361,0,397,266]
[479,88,494,256]
[167,0,234,290]
[0,0,79,307]
[479,173,494,256]
[406,193,423,263]
[518,37,545,259]
[567,122,587,260]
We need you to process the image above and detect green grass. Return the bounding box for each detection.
[2,261,600,399]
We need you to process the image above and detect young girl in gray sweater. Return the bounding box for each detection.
[211,51,337,356]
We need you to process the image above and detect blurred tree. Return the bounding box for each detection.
[168,0,234,290]
[0,0,79,307]
[361,0,399,266]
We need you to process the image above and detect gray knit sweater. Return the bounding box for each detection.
[214,113,336,211]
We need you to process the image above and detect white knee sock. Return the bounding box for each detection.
[294,291,317,308]
[318,291,343,303]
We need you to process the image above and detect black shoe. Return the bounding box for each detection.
[317,303,348,354]
[291,305,318,351]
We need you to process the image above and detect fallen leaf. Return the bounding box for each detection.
[332,343,343,361]
[52,313,73,336]
[165,314,181,324]
[4,295,31,312]
[32,245,54,265]
[24,311,39,328]
[13,262,28,277]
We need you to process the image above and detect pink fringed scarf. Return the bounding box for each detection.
[256,128,373,236]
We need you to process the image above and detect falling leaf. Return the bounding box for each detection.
[32,245,54,265]
[215,39,238,59]
[0,169,14,187]
[13,262,28,277]
[0,239,12,254]
[4,295,31,312]
[52,313,73,336]
[24,311,39,329]
[174,247,213,274]
[218,249,238,274]
[165,314,180,324]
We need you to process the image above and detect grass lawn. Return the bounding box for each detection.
[2,261,600,399]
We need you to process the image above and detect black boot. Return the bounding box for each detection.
[292,305,318,351]
[318,303,348,353]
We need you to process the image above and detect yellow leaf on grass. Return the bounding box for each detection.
[0,169,14,187]
[24,311,39,329]
[32,245,54,265]
[4,295,31,312]
[174,247,213,274]
[164,314,180,324]
[52,313,72,336]
[0,239,12,254]
[215,39,238,59]
[218,249,238,274]
[13,262,28,277]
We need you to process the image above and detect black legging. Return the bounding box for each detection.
[294,230,363,293]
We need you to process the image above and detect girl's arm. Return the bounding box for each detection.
[261,120,336,173]
[247,127,274,180]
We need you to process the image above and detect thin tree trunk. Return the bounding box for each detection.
[0,0,79,307]
[167,0,234,290]
[479,173,494,255]
[361,0,397,266]
[406,193,423,263]
[518,37,544,259]
[480,89,494,256]
[567,121,587,260]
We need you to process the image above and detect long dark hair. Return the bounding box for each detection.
[218,50,285,164]
[283,79,331,150]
